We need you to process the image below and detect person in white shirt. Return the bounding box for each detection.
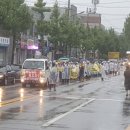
[100,63,106,81]
[49,62,58,91]
[109,61,114,75]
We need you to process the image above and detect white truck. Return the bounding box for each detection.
[20,58,50,88]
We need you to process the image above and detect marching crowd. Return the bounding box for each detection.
[48,60,121,91]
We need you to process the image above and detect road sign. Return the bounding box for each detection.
[108,52,120,59]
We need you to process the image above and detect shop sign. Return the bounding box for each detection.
[27,39,38,50]
[0,37,10,47]
[108,52,120,59]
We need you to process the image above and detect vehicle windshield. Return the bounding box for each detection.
[23,61,44,69]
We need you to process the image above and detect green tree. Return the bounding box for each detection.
[123,15,130,50]
[32,0,50,43]
[59,13,70,56]
[49,1,61,57]
[0,0,33,63]
[32,0,50,20]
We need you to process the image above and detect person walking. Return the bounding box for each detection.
[79,63,85,82]
[124,65,130,97]
[49,62,58,91]
[64,62,70,84]
[100,63,106,81]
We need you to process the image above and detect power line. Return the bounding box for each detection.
[25,0,130,5]
[102,16,124,30]
[101,13,129,16]
[99,0,130,4]
[60,0,130,6]
[57,0,130,5]
[97,5,130,8]
[25,0,130,10]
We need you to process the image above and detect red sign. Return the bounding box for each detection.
[25,70,40,80]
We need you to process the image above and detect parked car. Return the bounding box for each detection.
[58,57,79,63]
[58,57,69,63]
[10,64,21,82]
[0,65,16,85]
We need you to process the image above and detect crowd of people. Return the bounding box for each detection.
[48,60,121,91]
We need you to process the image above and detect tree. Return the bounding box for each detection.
[49,1,62,58]
[32,0,50,21]
[32,0,50,41]
[123,15,130,50]
[59,14,74,56]
[0,0,33,63]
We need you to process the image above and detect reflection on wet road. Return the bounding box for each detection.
[19,88,24,101]
[0,74,130,130]
[0,88,3,106]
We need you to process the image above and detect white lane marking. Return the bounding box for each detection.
[97,98,124,102]
[44,95,84,100]
[42,98,95,127]
[44,95,124,102]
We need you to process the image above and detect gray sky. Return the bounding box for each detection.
[25,0,130,33]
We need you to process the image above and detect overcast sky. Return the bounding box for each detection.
[25,0,130,33]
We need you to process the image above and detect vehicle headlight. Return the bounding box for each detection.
[39,78,45,83]
[0,75,4,79]
[21,70,25,76]
[40,71,45,78]
[21,77,25,83]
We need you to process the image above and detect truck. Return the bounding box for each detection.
[20,58,50,88]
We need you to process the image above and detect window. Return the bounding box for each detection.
[23,61,45,69]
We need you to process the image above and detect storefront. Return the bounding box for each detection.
[26,39,39,58]
[0,37,10,65]
[19,38,39,64]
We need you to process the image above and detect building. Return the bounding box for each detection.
[78,12,102,28]
[0,36,11,65]
[30,5,78,60]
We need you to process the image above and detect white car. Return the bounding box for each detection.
[20,58,50,88]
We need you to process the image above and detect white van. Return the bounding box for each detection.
[20,58,50,88]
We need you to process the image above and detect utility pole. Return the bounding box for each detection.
[92,0,99,13]
[68,0,70,19]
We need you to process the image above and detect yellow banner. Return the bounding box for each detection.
[108,52,120,59]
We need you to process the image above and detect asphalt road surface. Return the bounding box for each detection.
[0,71,130,130]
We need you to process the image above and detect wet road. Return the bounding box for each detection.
[0,72,130,130]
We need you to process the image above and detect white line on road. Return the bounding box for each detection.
[97,98,124,102]
[44,95,124,102]
[42,98,95,127]
[44,95,84,100]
